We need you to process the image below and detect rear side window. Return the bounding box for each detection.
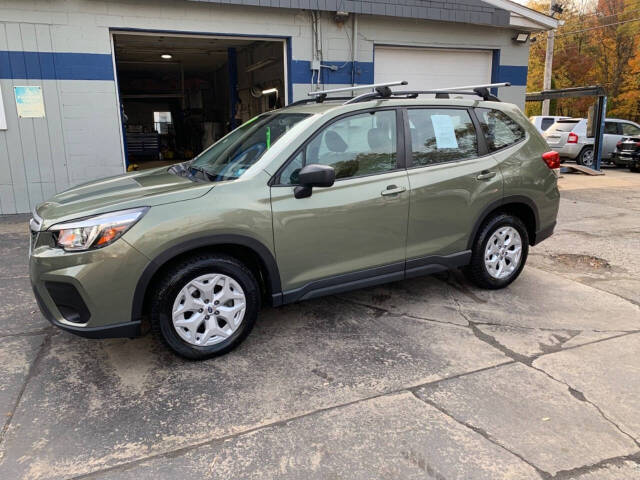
[622,123,640,136]
[540,118,555,131]
[407,109,478,167]
[476,108,525,151]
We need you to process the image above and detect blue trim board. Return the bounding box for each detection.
[291,60,374,85]
[0,51,114,81]
[286,37,293,105]
[497,65,528,87]
[491,50,500,95]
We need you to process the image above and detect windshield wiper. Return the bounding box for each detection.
[189,164,215,181]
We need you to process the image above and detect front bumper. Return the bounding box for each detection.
[29,231,150,338]
[612,152,635,166]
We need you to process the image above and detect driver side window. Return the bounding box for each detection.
[279,110,397,185]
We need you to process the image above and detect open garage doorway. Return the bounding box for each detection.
[112,32,287,170]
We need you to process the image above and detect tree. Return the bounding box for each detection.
[525,0,640,121]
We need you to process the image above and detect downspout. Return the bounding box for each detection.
[351,13,358,93]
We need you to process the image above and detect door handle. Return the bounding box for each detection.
[381,185,407,196]
[476,170,497,181]
[381,186,406,196]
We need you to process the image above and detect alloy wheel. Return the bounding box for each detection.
[171,273,246,346]
[484,226,523,279]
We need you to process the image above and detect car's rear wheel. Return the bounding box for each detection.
[577,147,594,167]
[150,254,259,360]
[464,213,529,289]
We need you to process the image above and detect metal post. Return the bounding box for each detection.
[542,1,555,115]
[593,95,607,171]
[227,47,238,130]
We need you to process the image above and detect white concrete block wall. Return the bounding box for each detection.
[0,0,531,213]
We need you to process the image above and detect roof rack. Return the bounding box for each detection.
[344,82,512,104]
[288,81,511,107]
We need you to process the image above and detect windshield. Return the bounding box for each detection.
[189,112,310,181]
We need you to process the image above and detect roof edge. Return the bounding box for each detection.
[481,0,559,30]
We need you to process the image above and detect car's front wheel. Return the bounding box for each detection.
[150,254,260,360]
[464,213,529,289]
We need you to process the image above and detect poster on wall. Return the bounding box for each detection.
[14,86,46,118]
[0,85,7,130]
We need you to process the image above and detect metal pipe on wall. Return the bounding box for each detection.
[351,13,357,88]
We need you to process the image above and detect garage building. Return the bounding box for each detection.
[0,0,557,214]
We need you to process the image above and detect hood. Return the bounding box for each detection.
[36,167,213,228]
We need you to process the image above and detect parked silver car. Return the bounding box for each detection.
[543,118,640,167]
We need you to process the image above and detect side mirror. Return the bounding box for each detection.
[294,164,336,199]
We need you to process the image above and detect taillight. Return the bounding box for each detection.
[542,151,560,169]
[567,132,578,144]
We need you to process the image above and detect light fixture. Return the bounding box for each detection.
[246,58,277,72]
[161,54,172,59]
[261,88,278,96]
[513,33,530,43]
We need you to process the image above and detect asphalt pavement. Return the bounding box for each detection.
[0,168,639,479]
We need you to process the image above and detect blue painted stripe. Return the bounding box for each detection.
[498,65,528,87]
[291,60,374,85]
[491,50,501,95]
[0,51,114,81]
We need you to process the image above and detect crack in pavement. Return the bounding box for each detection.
[530,364,640,451]
[551,451,640,479]
[66,361,515,480]
[0,328,53,340]
[0,328,53,446]
[409,391,550,479]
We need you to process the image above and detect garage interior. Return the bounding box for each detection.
[112,33,286,169]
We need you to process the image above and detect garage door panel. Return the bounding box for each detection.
[374,47,492,90]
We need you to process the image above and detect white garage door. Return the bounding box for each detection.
[374,46,493,91]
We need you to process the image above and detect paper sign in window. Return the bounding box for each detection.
[431,115,458,149]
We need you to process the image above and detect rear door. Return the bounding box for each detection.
[603,121,622,159]
[270,108,410,294]
[403,107,503,275]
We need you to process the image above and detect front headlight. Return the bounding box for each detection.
[49,207,148,251]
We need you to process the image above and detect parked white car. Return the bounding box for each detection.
[543,118,640,167]
[529,115,570,133]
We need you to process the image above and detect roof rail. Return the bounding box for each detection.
[344,82,512,104]
[306,81,408,103]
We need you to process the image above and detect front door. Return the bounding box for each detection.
[403,107,505,273]
[270,109,410,295]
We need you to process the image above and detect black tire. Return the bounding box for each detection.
[576,147,594,167]
[150,254,260,360]
[464,213,529,290]
[630,163,640,173]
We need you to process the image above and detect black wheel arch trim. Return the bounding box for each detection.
[131,234,283,321]
[467,195,540,250]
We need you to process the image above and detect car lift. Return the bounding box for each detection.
[526,86,607,174]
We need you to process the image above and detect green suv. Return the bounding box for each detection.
[29,88,560,359]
